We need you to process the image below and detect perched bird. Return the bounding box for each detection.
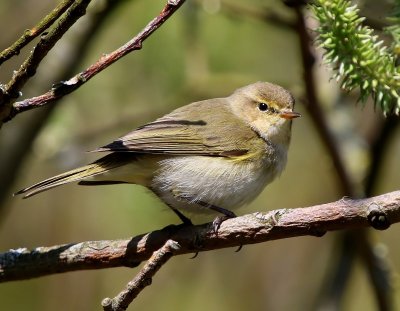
[16,82,300,226]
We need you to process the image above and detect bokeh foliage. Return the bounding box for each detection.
[0,0,399,311]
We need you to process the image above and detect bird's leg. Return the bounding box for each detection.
[170,207,193,226]
[196,200,242,250]
[193,200,237,233]
[160,189,193,225]
[172,192,237,232]
[206,205,242,251]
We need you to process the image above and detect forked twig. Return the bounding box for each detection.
[0,0,75,65]
[8,0,186,120]
[102,240,180,311]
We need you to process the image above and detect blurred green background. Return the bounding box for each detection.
[0,0,399,310]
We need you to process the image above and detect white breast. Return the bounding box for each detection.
[151,145,287,214]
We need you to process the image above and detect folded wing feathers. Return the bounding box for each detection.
[92,125,246,156]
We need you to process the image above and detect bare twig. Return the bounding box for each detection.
[0,190,399,283]
[0,0,92,124]
[0,0,75,65]
[102,240,180,311]
[0,0,128,212]
[7,0,186,121]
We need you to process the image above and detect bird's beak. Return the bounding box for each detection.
[279,110,301,120]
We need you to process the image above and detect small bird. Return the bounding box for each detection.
[16,82,300,226]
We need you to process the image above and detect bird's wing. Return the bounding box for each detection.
[93,100,257,157]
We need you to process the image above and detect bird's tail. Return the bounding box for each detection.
[15,153,136,198]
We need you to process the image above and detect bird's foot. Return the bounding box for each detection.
[211,209,237,234]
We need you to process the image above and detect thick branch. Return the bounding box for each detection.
[1,191,399,283]
[8,0,186,121]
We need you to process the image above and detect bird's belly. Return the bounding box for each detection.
[151,155,279,213]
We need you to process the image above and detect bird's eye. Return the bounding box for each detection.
[258,102,269,111]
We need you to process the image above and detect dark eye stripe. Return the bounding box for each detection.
[258,102,279,114]
[270,107,278,113]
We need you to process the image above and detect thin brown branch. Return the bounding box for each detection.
[102,240,180,311]
[0,0,92,124]
[7,0,186,122]
[0,0,128,212]
[0,0,75,65]
[0,190,399,283]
